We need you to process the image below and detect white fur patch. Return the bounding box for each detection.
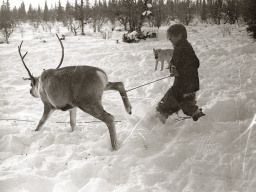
[96,70,108,88]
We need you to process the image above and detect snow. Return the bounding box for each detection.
[142,11,152,16]
[147,3,152,8]
[0,23,256,192]
[126,31,138,40]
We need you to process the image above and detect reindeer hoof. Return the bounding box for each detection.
[112,141,120,151]
[126,105,132,115]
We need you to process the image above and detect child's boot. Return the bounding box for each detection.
[156,112,168,124]
[192,108,205,121]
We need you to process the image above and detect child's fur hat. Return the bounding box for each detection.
[167,24,187,40]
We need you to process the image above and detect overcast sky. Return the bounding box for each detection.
[3,0,78,10]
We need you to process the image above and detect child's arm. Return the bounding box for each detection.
[169,60,179,76]
[170,65,179,77]
[176,47,199,78]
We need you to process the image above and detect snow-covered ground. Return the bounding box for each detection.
[0,23,256,192]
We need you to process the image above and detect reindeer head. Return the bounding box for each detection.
[18,34,64,98]
[29,77,40,98]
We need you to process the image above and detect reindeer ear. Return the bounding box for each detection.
[22,77,31,81]
[23,77,36,86]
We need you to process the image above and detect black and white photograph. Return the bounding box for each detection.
[0,0,256,191]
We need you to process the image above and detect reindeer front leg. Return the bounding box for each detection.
[35,105,55,131]
[69,108,77,132]
[79,103,119,150]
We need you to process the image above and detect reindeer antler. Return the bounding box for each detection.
[18,41,36,84]
[18,35,64,83]
[55,34,64,69]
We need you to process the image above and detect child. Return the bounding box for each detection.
[156,24,205,124]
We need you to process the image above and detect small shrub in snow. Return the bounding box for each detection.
[55,26,60,34]
[115,26,123,31]
[146,31,157,38]
[221,24,232,36]
[122,31,140,43]
[68,21,80,36]
[247,25,256,40]
[102,30,112,39]
[122,30,157,43]
[18,26,25,38]
[1,26,14,44]
[41,22,54,33]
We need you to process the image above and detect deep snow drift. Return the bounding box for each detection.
[0,23,256,192]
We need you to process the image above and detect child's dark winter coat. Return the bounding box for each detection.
[171,39,200,102]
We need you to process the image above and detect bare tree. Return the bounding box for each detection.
[91,0,108,32]
[0,0,15,44]
[69,20,80,35]
[153,0,164,28]
[72,0,87,35]
[2,26,14,43]
[244,0,256,39]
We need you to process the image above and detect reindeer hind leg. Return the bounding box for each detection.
[105,82,132,114]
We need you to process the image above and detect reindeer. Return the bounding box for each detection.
[18,34,132,150]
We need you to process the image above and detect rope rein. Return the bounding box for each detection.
[126,75,171,92]
[0,118,122,124]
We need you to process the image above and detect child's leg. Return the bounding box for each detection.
[179,92,198,116]
[156,88,180,119]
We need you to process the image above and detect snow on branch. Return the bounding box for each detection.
[142,10,152,16]
[147,3,152,8]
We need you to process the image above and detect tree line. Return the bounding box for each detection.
[0,0,256,43]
